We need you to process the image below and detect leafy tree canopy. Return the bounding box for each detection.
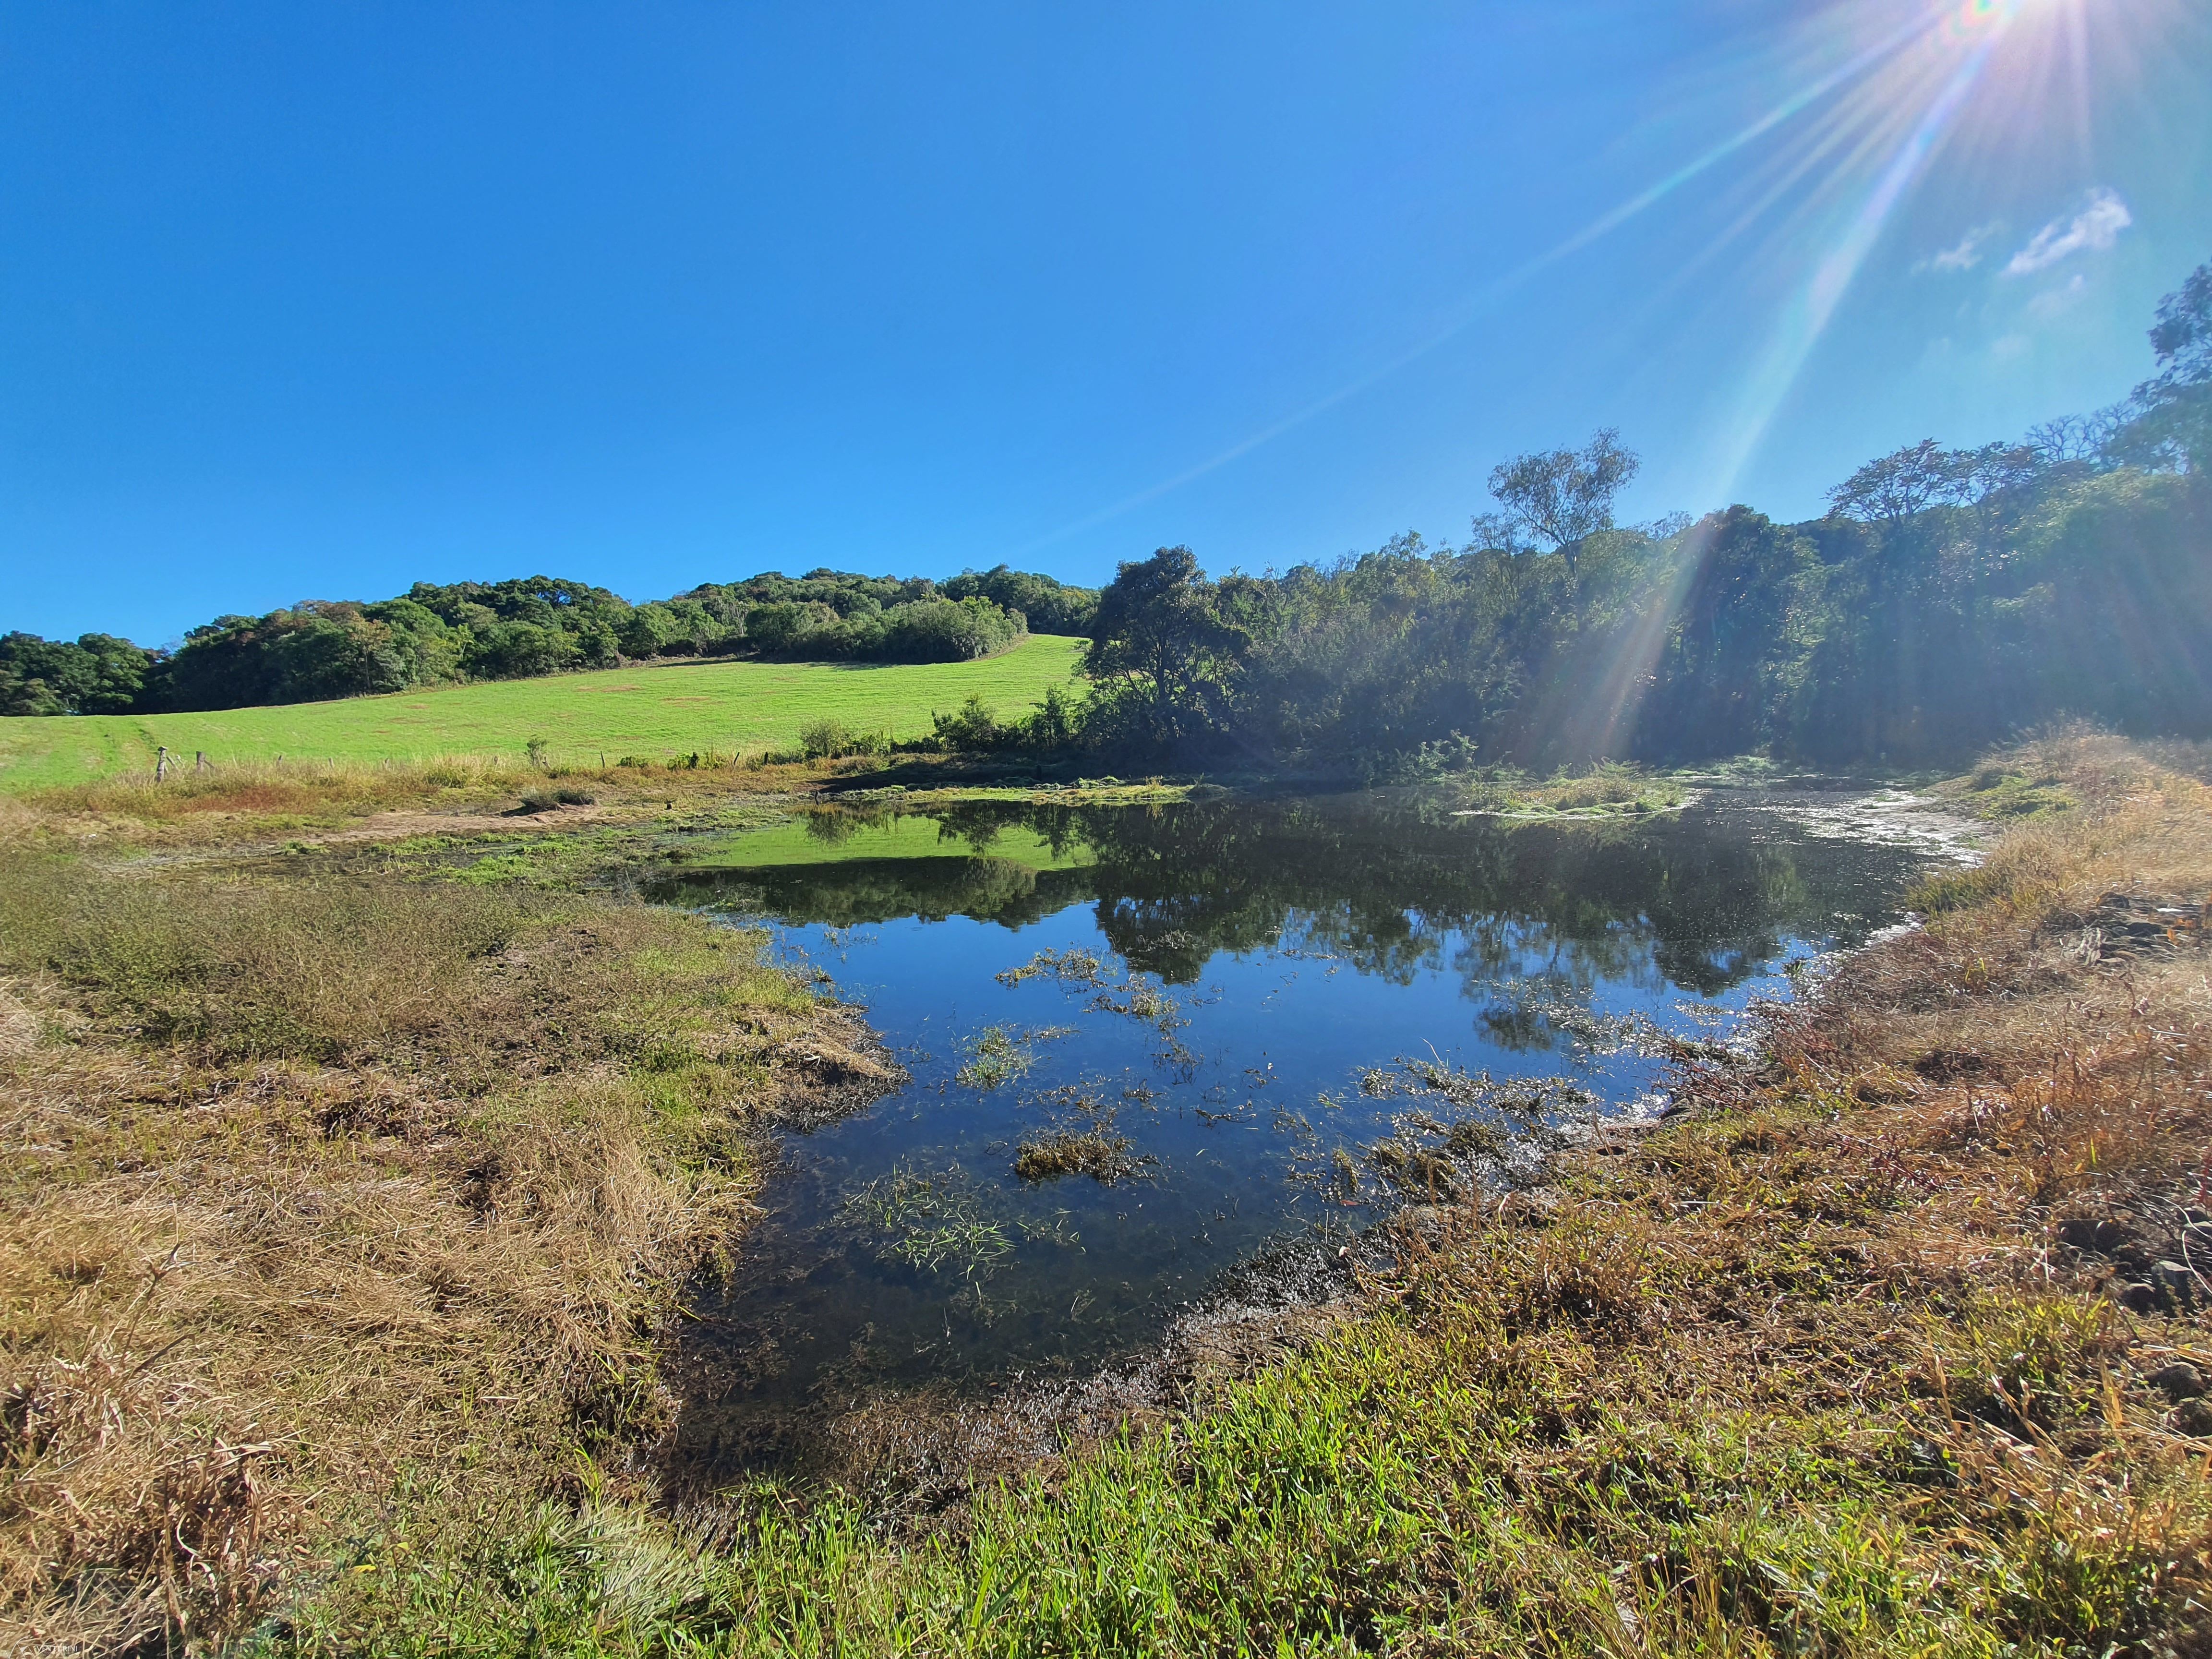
[1481,429,1641,569]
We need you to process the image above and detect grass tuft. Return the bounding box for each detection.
[1011,1129,1146,1185]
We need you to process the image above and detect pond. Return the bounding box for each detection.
[641,787,1964,1476]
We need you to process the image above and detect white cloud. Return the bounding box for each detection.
[2004,189,2132,276]
[1925,224,1998,272]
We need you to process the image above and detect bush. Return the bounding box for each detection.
[942,565,1099,634]
[880,597,1025,662]
[744,601,847,657]
[798,719,887,760]
[930,694,1003,752]
[463,620,580,682]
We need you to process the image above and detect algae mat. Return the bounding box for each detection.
[0,636,1085,789]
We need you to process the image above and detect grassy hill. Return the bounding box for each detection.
[0,634,1084,790]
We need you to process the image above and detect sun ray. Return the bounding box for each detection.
[1009,5,1948,557]
[1703,11,2012,501]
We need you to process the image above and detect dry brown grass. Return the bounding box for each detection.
[0,840,895,1653]
[7,753,862,856]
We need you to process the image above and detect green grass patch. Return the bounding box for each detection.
[1943,762,2078,821]
[0,637,1085,790]
[677,809,1097,874]
[1457,761,1691,819]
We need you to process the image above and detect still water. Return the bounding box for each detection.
[644,789,1956,1470]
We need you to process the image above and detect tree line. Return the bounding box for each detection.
[0,565,1098,716]
[1035,255,2210,773]
[8,256,2205,769]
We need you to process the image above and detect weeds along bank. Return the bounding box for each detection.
[5,737,2212,1654]
[0,765,902,1652]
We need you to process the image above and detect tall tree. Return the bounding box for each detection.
[1082,547,1247,751]
[1484,430,1641,573]
[2115,255,2212,472]
[1824,438,1965,526]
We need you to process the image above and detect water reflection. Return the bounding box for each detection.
[645,791,1942,1476]
[657,793,1870,1040]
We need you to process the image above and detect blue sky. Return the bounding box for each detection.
[4,0,2208,645]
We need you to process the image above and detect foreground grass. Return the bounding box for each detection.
[0,636,1086,790]
[7,732,2212,1654]
[0,802,895,1652]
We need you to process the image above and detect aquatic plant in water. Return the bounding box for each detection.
[1012,1129,1148,1185]
[994,947,1111,988]
[953,1023,1071,1089]
[836,1162,1082,1299]
[838,1163,1015,1279]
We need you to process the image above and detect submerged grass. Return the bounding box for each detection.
[837,1164,1017,1283]
[951,1025,1047,1092]
[10,735,2212,1654]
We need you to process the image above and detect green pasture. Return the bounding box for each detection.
[0,636,1085,791]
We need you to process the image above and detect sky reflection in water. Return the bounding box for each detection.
[644,791,1946,1471]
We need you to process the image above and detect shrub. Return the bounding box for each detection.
[880,597,1025,662]
[931,693,1003,753]
[798,719,887,760]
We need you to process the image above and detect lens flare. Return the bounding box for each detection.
[1706,19,2008,499]
[1012,3,1944,556]
[1951,0,2015,36]
[1012,0,2147,561]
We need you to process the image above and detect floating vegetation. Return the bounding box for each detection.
[1091,978,1182,1033]
[1011,1076,1160,1186]
[952,1023,1070,1090]
[1453,760,1690,818]
[996,947,1112,988]
[1364,1137,1467,1200]
[997,945,1183,1038]
[1028,1078,1162,1118]
[1012,1130,1150,1186]
[1475,991,1674,1058]
[1302,1058,1591,1206]
[1328,1147,1361,1198]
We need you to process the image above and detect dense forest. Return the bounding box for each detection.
[6,259,2206,771]
[0,565,1096,716]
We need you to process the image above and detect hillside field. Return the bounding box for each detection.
[0,635,1085,790]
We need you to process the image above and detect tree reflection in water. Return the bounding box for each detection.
[651,793,1878,1051]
